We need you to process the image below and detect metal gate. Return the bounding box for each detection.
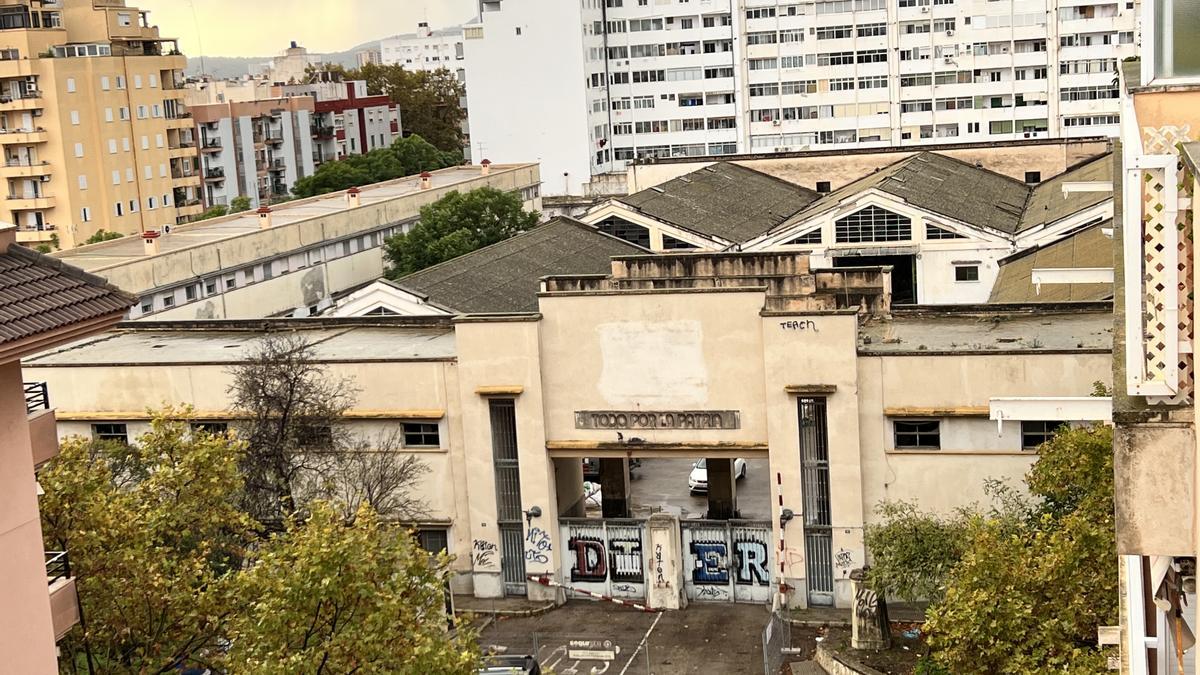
[490,399,527,595]
[680,520,774,603]
[799,397,834,606]
[559,519,648,600]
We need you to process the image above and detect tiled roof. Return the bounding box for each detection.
[1017,154,1113,234]
[988,222,1114,303]
[0,243,136,346]
[398,217,647,313]
[618,162,820,243]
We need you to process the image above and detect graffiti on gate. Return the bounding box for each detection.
[472,539,498,569]
[525,527,552,564]
[689,538,770,586]
[567,535,644,583]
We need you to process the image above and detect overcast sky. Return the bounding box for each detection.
[137,0,478,57]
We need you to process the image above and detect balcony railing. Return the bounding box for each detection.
[25,381,48,414]
[204,167,224,180]
[6,158,46,167]
[45,551,70,585]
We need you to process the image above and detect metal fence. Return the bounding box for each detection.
[762,610,791,675]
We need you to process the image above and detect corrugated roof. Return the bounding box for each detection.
[1018,154,1113,233]
[397,217,646,313]
[0,243,136,345]
[988,223,1114,303]
[773,152,1033,236]
[618,162,820,242]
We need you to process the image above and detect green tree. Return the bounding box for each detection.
[348,63,466,153]
[230,195,252,212]
[922,426,1117,673]
[384,187,540,277]
[221,501,480,674]
[864,501,970,604]
[83,229,123,245]
[195,205,229,221]
[392,134,462,175]
[291,135,458,199]
[39,411,252,673]
[293,160,374,198]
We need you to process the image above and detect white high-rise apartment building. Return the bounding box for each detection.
[380,23,466,74]
[466,0,1135,196]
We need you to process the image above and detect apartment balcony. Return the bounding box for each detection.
[312,124,335,140]
[0,93,41,112]
[46,552,79,641]
[15,228,53,244]
[170,173,201,189]
[176,200,203,217]
[168,145,196,160]
[255,160,268,175]
[269,158,286,172]
[6,193,54,210]
[200,138,221,153]
[0,158,51,178]
[164,112,193,129]
[1013,51,1050,68]
[25,382,58,467]
[264,131,284,145]
[203,167,225,182]
[0,128,47,144]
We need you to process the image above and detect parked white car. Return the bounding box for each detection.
[688,458,747,494]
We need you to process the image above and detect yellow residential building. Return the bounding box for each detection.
[0,0,200,249]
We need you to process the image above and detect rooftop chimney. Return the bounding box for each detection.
[290,41,298,49]
[346,186,361,208]
[480,159,491,176]
[257,205,272,229]
[142,230,161,256]
[420,171,432,190]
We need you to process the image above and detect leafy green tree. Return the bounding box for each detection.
[40,410,252,673]
[293,160,374,199]
[384,187,540,277]
[83,229,123,245]
[291,135,459,199]
[392,134,462,175]
[864,501,970,604]
[349,64,466,152]
[922,426,1117,673]
[195,205,229,221]
[230,195,252,212]
[221,501,480,674]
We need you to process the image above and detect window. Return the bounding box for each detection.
[134,74,142,89]
[596,216,651,248]
[66,77,76,93]
[1153,0,1200,80]
[415,529,449,554]
[926,224,965,239]
[112,170,120,185]
[119,107,129,120]
[116,75,126,89]
[92,423,129,445]
[70,110,79,125]
[100,76,110,91]
[403,422,441,447]
[77,175,87,190]
[191,422,228,435]
[786,229,823,245]
[894,420,939,450]
[116,12,132,26]
[105,107,113,122]
[954,265,980,282]
[1021,421,1062,450]
[835,205,911,243]
[1025,171,1041,184]
[81,206,91,222]
[144,165,152,179]
[816,181,831,193]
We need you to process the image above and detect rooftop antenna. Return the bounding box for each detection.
[187,0,206,76]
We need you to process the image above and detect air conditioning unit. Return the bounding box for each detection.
[39,175,50,183]
[946,29,955,36]
[944,57,955,64]
[162,224,172,234]
[921,6,929,12]
[776,146,791,152]
[773,119,782,126]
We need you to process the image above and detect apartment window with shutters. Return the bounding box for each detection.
[105,108,113,122]
[148,196,155,209]
[80,207,91,222]
[111,170,120,185]
[126,168,134,183]
[156,134,163,148]
[115,202,123,216]
[73,143,84,158]
[141,136,149,150]
[116,75,125,89]
[144,165,152,179]
[66,78,75,93]
[77,175,87,190]
[134,74,142,89]
[70,110,79,125]
[100,76,110,91]
[120,107,129,120]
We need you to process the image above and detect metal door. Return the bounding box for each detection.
[490,399,527,595]
[559,519,648,601]
[799,397,834,606]
[680,520,774,603]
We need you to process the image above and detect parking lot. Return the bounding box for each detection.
[622,457,771,520]
[479,600,769,674]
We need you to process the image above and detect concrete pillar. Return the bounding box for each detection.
[850,569,891,650]
[647,513,687,610]
[706,458,737,520]
[599,458,630,518]
[554,457,585,519]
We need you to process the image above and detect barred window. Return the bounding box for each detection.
[894,421,940,449]
[835,205,911,243]
[785,229,822,245]
[403,422,441,447]
[597,216,651,248]
[662,234,699,250]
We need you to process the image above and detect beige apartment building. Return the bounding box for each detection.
[26,252,1110,610]
[0,0,200,249]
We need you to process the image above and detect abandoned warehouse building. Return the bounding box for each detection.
[23,251,1112,609]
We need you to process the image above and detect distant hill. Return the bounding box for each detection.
[184,40,379,79]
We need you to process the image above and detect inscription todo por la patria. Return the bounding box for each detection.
[575,410,741,430]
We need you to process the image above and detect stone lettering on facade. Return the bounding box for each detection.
[574,410,740,430]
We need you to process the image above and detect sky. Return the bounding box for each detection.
[135,0,478,58]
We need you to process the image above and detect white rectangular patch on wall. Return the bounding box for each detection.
[596,320,708,406]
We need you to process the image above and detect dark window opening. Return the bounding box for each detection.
[92,423,129,445]
[893,420,940,449]
[191,422,228,435]
[955,265,980,282]
[815,180,831,193]
[596,216,651,248]
[786,229,822,245]
[1021,420,1062,450]
[834,254,917,304]
[1024,171,1041,184]
[926,224,966,240]
[662,234,698,250]
[416,528,449,553]
[403,422,441,447]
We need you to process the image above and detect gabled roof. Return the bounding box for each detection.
[1018,154,1114,233]
[617,162,820,243]
[397,217,647,313]
[0,241,136,357]
[988,222,1114,303]
[771,152,1033,236]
